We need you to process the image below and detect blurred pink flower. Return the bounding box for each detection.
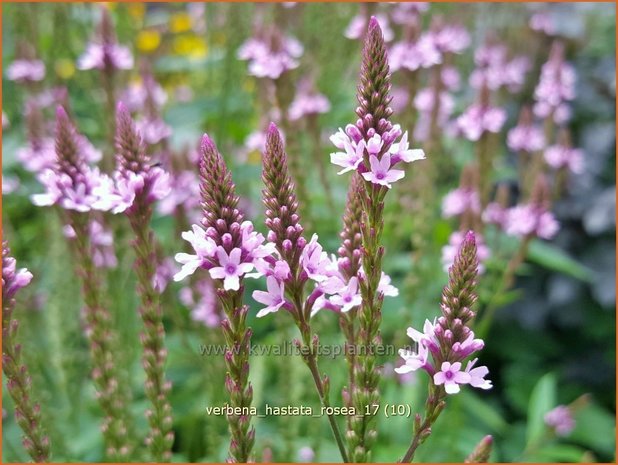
[345,14,393,42]
[180,278,220,328]
[7,59,45,82]
[545,405,575,436]
[136,117,172,145]
[533,43,576,124]
[544,144,584,173]
[238,36,303,79]
[530,11,556,35]
[441,230,490,274]
[505,204,559,239]
[456,104,507,141]
[442,187,481,218]
[507,124,546,153]
[78,42,133,71]
[288,90,330,121]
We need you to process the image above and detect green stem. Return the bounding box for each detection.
[127,197,174,461]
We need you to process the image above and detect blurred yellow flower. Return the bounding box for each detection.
[99,2,116,11]
[127,3,145,21]
[247,149,262,165]
[137,30,161,53]
[242,79,255,93]
[173,35,208,59]
[55,59,75,80]
[170,12,192,34]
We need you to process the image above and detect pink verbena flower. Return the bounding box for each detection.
[78,42,133,71]
[429,23,470,55]
[238,36,303,79]
[442,187,481,218]
[533,42,576,124]
[482,202,509,228]
[544,144,584,173]
[394,342,430,374]
[544,405,576,436]
[209,247,255,291]
[288,86,331,121]
[2,249,33,300]
[470,44,530,93]
[136,118,172,145]
[253,275,287,317]
[505,204,559,239]
[456,104,507,141]
[530,10,556,36]
[433,361,471,394]
[507,124,546,153]
[362,153,404,188]
[300,234,333,282]
[464,358,493,389]
[174,225,217,281]
[6,59,45,82]
[389,34,441,72]
[180,278,220,328]
[329,277,362,313]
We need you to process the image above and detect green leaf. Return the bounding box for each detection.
[460,390,509,434]
[570,401,616,457]
[526,373,556,447]
[533,444,587,462]
[527,240,593,282]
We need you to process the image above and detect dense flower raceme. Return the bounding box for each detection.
[396,231,492,395]
[31,105,170,215]
[237,34,303,79]
[533,42,576,124]
[329,124,425,188]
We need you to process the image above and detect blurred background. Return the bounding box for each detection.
[2,2,616,462]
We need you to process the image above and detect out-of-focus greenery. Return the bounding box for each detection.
[2,2,615,463]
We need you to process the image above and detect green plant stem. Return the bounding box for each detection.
[218,289,254,462]
[127,197,174,462]
[350,182,387,462]
[2,289,51,462]
[400,384,446,463]
[67,212,134,461]
[295,299,349,463]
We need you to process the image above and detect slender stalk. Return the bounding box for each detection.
[2,242,51,462]
[68,212,134,461]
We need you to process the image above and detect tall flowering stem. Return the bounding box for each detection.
[51,107,134,460]
[114,104,174,461]
[351,18,392,462]
[398,232,490,462]
[262,124,349,462]
[199,136,255,462]
[328,18,425,461]
[2,242,50,462]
